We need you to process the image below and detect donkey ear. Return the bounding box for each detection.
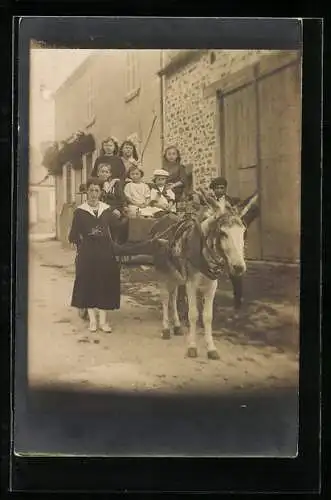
[238,192,259,219]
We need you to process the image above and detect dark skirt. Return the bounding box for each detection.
[71,237,121,310]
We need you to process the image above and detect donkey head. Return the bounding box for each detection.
[198,188,247,277]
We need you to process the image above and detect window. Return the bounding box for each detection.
[125,51,140,99]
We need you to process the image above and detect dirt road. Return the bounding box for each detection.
[27,240,299,393]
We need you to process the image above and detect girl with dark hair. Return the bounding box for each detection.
[162,146,187,203]
[91,136,126,181]
[119,140,141,177]
[68,177,121,333]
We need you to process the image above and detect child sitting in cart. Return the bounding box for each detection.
[149,169,177,216]
[123,165,154,217]
[96,163,125,214]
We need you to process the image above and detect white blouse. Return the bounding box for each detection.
[124,181,151,207]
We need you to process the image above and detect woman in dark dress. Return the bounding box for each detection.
[69,177,121,333]
[91,137,126,182]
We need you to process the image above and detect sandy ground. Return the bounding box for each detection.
[27,240,299,394]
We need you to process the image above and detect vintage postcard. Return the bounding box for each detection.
[15,20,304,461]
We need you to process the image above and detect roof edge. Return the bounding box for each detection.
[158,50,207,77]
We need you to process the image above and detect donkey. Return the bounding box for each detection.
[149,189,253,360]
[175,190,259,323]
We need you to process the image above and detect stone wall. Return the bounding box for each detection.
[163,49,280,188]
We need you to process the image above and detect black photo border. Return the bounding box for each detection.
[2,16,322,494]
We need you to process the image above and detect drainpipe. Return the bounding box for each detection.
[159,50,165,156]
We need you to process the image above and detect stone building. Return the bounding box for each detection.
[160,49,302,262]
[53,49,301,262]
[53,49,163,241]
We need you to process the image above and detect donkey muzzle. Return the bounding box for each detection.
[229,262,246,276]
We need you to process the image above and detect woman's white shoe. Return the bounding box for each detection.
[100,323,112,333]
[98,310,111,332]
[89,322,97,332]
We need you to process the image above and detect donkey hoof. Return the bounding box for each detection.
[173,326,183,336]
[207,350,220,360]
[162,329,171,340]
[187,347,198,358]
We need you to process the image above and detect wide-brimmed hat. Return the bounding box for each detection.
[153,169,170,178]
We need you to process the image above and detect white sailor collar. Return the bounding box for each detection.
[77,201,110,217]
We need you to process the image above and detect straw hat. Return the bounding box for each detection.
[152,169,170,178]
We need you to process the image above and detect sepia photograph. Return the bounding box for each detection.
[17,41,302,458]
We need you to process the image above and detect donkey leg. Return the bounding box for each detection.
[202,280,220,360]
[160,286,171,339]
[177,284,188,324]
[171,287,183,335]
[186,280,198,357]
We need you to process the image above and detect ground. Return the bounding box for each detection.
[15,239,300,457]
[29,219,56,236]
[27,240,299,393]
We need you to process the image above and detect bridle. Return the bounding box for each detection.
[198,212,246,279]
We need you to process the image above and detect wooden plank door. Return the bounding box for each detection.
[222,82,262,259]
[258,62,301,261]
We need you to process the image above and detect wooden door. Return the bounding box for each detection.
[258,63,301,261]
[222,82,262,259]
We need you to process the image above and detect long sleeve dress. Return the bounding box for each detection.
[91,155,126,182]
[68,202,121,310]
[162,160,187,202]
